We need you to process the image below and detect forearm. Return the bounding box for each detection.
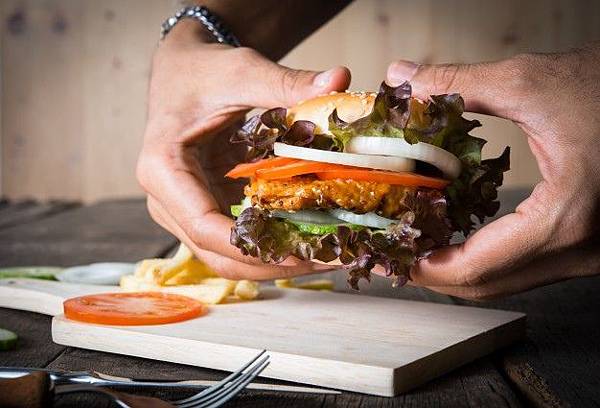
[177,0,352,60]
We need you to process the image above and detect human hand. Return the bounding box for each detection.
[387,43,600,299]
[137,23,351,279]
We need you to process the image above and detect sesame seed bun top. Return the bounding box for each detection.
[287,90,427,134]
[287,91,377,134]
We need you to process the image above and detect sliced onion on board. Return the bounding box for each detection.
[345,136,461,179]
[273,142,415,173]
[56,263,136,285]
[328,209,396,229]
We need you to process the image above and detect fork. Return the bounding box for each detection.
[55,350,270,408]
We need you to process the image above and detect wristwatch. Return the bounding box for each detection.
[160,5,241,47]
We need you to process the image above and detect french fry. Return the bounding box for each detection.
[163,259,219,285]
[151,243,194,285]
[274,279,296,289]
[134,259,164,280]
[234,280,260,300]
[120,274,155,291]
[160,283,233,305]
[121,243,261,305]
[274,278,334,291]
[120,275,235,305]
[297,279,334,291]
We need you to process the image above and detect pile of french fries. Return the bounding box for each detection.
[120,243,259,304]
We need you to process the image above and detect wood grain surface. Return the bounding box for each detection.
[2,1,600,200]
[0,278,525,396]
[0,198,177,266]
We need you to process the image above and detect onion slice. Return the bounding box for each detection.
[345,137,461,179]
[273,142,415,173]
[56,263,136,285]
[328,209,396,229]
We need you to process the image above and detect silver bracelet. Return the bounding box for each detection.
[160,5,241,47]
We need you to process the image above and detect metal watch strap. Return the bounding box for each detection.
[160,5,241,47]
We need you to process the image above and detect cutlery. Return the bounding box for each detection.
[0,361,339,395]
[1,351,274,407]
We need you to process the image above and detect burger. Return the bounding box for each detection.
[226,81,510,289]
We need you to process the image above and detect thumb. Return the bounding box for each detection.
[244,60,351,108]
[386,59,517,118]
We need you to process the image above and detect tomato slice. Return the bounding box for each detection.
[316,169,449,189]
[255,160,351,180]
[228,157,448,189]
[63,292,207,326]
[225,157,298,178]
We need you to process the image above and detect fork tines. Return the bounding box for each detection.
[174,350,270,408]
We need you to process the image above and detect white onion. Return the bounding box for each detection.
[273,142,415,172]
[328,209,395,229]
[345,136,461,179]
[56,263,136,285]
[271,209,342,225]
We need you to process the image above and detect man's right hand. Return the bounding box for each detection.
[136,22,351,280]
[387,43,600,299]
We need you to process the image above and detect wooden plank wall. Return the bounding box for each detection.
[1,0,599,201]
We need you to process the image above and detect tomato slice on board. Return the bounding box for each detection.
[316,169,449,189]
[63,292,207,326]
[255,160,352,180]
[225,157,299,178]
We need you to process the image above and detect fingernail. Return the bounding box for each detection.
[387,60,419,85]
[313,68,335,88]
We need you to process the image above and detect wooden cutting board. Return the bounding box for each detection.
[0,278,525,396]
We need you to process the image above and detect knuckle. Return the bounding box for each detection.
[179,212,217,252]
[277,68,304,104]
[145,198,171,235]
[458,258,488,288]
[135,148,165,192]
[464,272,487,288]
[428,63,469,94]
[135,154,154,192]
[145,198,158,221]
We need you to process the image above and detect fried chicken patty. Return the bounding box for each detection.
[245,177,420,218]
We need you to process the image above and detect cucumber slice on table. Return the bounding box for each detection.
[0,328,17,351]
[0,267,61,280]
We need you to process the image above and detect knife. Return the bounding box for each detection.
[0,367,340,394]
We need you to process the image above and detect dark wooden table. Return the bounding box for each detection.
[1,191,599,408]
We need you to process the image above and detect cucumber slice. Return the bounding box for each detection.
[0,328,17,351]
[291,221,343,235]
[231,198,251,217]
[289,221,365,235]
[0,267,61,280]
[230,204,243,217]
